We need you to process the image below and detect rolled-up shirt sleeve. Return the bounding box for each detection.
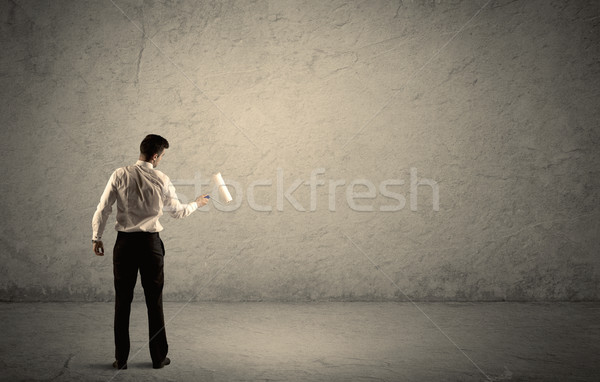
[162,175,198,219]
[92,170,118,241]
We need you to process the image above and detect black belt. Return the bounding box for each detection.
[117,231,159,237]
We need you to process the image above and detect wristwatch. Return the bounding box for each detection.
[92,239,101,243]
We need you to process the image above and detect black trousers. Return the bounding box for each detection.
[113,231,167,364]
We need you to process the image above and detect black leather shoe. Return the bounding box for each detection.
[112,360,127,370]
[152,357,171,369]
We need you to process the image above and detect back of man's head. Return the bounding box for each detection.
[140,134,169,159]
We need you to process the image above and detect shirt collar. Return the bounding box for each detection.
[136,160,153,169]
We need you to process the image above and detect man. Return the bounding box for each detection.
[92,134,208,370]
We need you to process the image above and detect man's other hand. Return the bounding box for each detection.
[195,194,210,207]
[93,240,104,256]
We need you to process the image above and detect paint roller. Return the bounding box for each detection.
[202,172,233,205]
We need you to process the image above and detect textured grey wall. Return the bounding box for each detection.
[1,0,598,301]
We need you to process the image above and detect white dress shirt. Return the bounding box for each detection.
[92,160,198,241]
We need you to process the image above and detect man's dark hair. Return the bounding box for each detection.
[140,134,169,159]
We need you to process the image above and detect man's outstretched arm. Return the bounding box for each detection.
[163,175,209,218]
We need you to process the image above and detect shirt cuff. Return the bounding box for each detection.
[191,202,198,209]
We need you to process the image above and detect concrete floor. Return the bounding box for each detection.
[0,302,598,382]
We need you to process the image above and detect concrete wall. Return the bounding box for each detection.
[1,0,598,301]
